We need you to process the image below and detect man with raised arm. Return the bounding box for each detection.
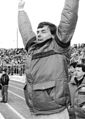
[18,0,80,119]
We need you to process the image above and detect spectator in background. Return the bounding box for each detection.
[69,64,85,119]
[70,64,85,86]
[0,69,9,103]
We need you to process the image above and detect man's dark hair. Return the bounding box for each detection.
[37,22,57,36]
[70,62,78,68]
[76,64,85,72]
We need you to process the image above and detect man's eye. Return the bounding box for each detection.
[42,31,46,33]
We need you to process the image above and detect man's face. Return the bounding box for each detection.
[75,67,84,78]
[37,26,53,42]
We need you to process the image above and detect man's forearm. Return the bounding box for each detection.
[58,0,79,43]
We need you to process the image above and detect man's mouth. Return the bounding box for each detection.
[37,38,43,42]
[38,39,42,41]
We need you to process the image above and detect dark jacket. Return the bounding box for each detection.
[0,74,9,86]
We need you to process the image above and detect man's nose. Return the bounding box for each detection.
[37,33,41,38]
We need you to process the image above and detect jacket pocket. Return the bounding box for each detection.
[32,81,64,111]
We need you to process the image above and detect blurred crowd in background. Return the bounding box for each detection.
[70,43,85,65]
[0,48,27,75]
[69,43,85,78]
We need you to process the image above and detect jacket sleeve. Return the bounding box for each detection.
[57,0,79,44]
[7,75,9,82]
[18,10,36,48]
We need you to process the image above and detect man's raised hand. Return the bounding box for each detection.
[18,0,25,9]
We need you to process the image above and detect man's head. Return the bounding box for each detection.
[37,22,57,42]
[75,64,85,78]
[2,69,6,74]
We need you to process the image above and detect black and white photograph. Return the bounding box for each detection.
[0,0,85,119]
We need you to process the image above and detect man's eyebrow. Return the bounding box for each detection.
[42,29,46,31]
[37,29,46,32]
